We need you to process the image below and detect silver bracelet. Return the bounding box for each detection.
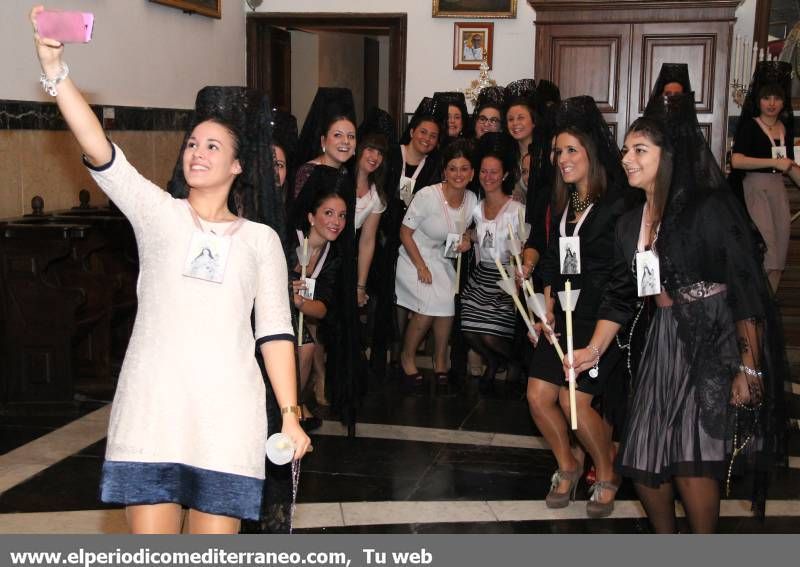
[588,344,600,378]
[40,62,69,97]
[738,364,763,379]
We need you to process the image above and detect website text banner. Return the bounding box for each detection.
[0,534,791,567]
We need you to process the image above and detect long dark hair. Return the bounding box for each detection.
[552,127,607,214]
[624,117,674,245]
[355,132,388,206]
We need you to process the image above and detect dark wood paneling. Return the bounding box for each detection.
[635,34,715,113]
[270,27,292,112]
[529,1,741,24]
[537,23,631,147]
[629,21,732,161]
[533,1,736,162]
[364,37,380,114]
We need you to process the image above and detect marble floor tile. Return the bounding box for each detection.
[0,443,107,514]
[315,420,540,450]
[292,502,344,529]
[297,471,421,504]
[341,500,497,526]
[0,405,109,467]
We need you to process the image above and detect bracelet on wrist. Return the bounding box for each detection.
[587,344,600,378]
[357,284,367,290]
[281,405,302,418]
[738,364,763,379]
[40,62,69,97]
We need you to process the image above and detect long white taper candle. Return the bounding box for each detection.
[565,280,577,430]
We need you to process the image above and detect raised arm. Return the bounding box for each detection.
[30,5,111,166]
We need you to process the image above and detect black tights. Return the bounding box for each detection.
[635,476,720,533]
[463,332,513,379]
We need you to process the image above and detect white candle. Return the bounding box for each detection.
[734,35,741,85]
[743,40,750,85]
[495,254,537,339]
[298,236,308,347]
[751,43,758,77]
[495,255,508,280]
[564,280,577,430]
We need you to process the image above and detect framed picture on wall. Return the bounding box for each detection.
[434,0,517,19]
[453,22,494,70]
[150,0,222,19]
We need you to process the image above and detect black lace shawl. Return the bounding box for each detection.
[600,93,787,517]
[166,86,284,239]
[287,164,364,429]
[728,61,794,203]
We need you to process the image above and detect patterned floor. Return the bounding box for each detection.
[1,352,799,534]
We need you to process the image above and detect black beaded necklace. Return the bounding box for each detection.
[569,189,593,214]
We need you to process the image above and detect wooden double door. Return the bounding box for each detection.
[531,0,739,162]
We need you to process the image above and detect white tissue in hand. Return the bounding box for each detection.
[266,433,295,465]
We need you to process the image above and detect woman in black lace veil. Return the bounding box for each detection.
[376,98,444,372]
[730,61,800,292]
[504,79,538,205]
[521,79,560,268]
[527,96,637,519]
[650,63,692,98]
[434,91,472,144]
[571,92,787,532]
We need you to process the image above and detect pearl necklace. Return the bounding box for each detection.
[570,189,593,214]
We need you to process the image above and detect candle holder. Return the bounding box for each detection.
[730,80,748,109]
[463,55,497,106]
[557,282,581,430]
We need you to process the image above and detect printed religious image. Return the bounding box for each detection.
[453,22,493,70]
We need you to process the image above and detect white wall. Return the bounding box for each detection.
[1,0,247,108]
[254,0,537,113]
[290,30,320,126]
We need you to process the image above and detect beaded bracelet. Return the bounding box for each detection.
[40,62,69,97]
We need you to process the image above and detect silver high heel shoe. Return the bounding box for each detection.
[586,480,619,518]
[545,469,580,508]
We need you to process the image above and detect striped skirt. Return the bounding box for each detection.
[460,262,516,339]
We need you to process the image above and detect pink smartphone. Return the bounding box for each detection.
[35,10,94,44]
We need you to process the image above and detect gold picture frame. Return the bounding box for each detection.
[433,0,517,19]
[150,0,222,19]
[453,22,494,70]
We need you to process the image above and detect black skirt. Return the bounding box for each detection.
[616,288,739,487]
[528,311,623,397]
